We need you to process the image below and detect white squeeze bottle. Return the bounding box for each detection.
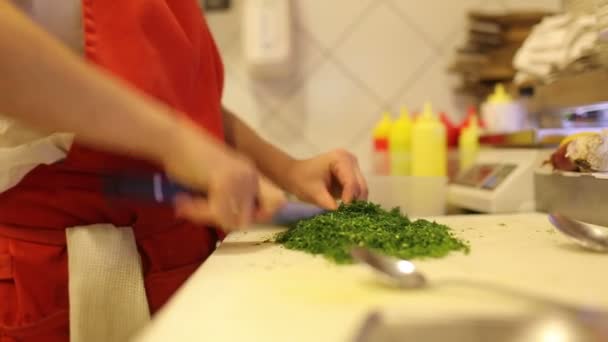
[389,107,412,175]
[481,83,526,133]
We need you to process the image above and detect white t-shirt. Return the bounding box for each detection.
[10,0,84,53]
[0,1,82,191]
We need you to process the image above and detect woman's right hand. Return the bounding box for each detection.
[162,120,260,231]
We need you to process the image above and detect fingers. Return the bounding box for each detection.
[174,188,258,231]
[174,194,215,224]
[313,186,338,210]
[330,150,361,204]
[329,149,369,203]
[355,168,369,200]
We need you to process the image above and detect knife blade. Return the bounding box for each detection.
[103,173,326,225]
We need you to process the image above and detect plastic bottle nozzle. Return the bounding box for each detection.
[489,83,512,104]
[400,107,411,120]
[469,115,479,129]
[467,106,477,117]
[373,112,393,139]
[419,102,435,121]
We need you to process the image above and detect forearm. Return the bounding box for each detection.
[0,2,196,164]
[222,107,296,189]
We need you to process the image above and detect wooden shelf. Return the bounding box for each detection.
[529,70,608,112]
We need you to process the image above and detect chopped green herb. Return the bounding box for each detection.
[274,201,470,264]
[499,223,506,227]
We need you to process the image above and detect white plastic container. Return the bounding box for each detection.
[367,175,447,217]
[481,84,527,133]
[243,0,292,79]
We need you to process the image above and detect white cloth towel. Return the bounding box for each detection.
[514,14,598,84]
[67,225,151,342]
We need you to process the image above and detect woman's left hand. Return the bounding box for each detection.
[285,149,368,210]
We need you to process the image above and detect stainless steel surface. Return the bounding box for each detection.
[350,247,427,288]
[549,213,608,252]
[479,127,605,147]
[355,310,608,342]
[535,171,608,227]
[530,70,608,114]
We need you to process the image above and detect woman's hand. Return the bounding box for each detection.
[285,149,368,210]
[254,177,288,223]
[164,121,260,231]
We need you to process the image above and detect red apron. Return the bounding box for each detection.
[0,1,224,340]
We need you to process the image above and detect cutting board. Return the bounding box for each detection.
[135,213,608,342]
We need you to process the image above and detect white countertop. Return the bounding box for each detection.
[134,213,608,342]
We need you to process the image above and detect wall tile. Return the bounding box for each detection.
[222,27,326,111]
[222,68,271,131]
[275,59,382,153]
[204,0,242,55]
[332,3,435,103]
[389,0,485,46]
[293,0,376,49]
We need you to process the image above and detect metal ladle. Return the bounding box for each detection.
[350,247,601,312]
[350,247,608,341]
[548,213,608,252]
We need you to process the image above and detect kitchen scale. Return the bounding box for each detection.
[448,148,553,213]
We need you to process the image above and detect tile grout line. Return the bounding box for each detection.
[385,53,443,112]
[210,7,324,153]
[383,0,444,54]
[318,1,397,111]
[258,26,334,126]
[345,52,444,149]
[270,0,384,118]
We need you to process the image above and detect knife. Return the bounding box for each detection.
[103,173,326,225]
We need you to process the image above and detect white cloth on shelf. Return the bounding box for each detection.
[514,14,598,84]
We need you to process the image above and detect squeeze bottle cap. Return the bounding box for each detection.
[418,102,436,122]
[488,83,512,104]
[400,107,411,120]
[373,112,393,139]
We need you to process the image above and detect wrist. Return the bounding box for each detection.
[270,155,300,193]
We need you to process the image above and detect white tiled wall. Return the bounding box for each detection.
[205,0,561,172]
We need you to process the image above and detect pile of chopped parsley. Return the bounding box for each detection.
[275,201,470,264]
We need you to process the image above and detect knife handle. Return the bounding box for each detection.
[104,173,326,224]
[104,173,205,204]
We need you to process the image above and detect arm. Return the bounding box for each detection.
[222,106,296,189]
[0,1,185,163]
[222,107,368,209]
[0,2,261,229]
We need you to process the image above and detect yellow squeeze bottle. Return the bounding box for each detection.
[389,107,412,175]
[459,115,480,172]
[411,103,446,177]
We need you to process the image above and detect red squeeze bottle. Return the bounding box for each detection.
[461,106,485,129]
[440,112,459,148]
